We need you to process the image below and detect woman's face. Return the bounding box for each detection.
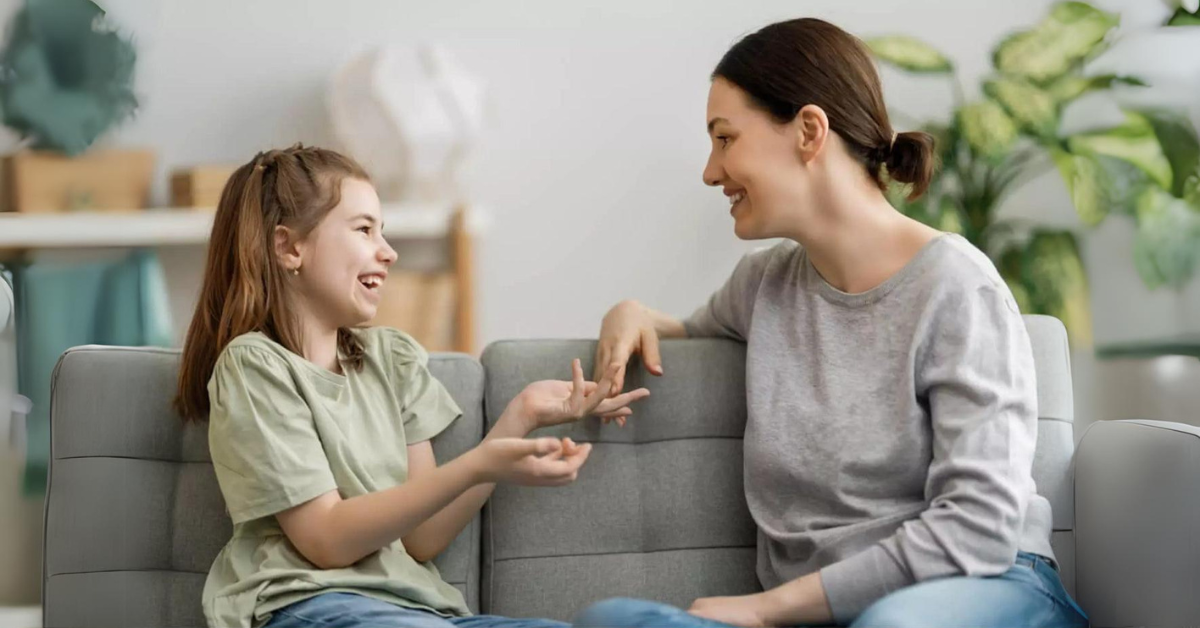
[703,77,817,240]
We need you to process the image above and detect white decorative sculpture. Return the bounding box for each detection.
[329,45,486,204]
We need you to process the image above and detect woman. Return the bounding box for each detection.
[575,18,1087,628]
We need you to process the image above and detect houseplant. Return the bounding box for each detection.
[0,0,151,213]
[868,1,1200,345]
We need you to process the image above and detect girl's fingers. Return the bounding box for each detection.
[594,388,650,414]
[579,363,619,415]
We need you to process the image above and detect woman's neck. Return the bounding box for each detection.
[786,179,940,294]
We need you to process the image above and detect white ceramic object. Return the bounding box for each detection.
[329,45,485,203]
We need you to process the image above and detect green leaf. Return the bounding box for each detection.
[1052,147,1154,224]
[984,77,1059,139]
[1166,8,1200,26]
[958,100,1018,161]
[1048,74,1147,104]
[998,247,1034,313]
[866,36,954,73]
[937,197,965,234]
[1138,108,1200,198]
[1184,170,1200,206]
[1051,149,1108,225]
[1132,188,1200,289]
[1022,230,1093,346]
[1067,111,1175,190]
[993,1,1119,84]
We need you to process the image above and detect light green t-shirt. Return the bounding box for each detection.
[201,326,468,628]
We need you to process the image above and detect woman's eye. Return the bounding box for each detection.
[717,136,730,147]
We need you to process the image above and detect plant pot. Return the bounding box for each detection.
[0,148,155,213]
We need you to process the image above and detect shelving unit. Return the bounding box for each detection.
[0,203,487,354]
[0,204,488,248]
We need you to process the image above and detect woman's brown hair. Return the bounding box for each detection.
[713,18,936,200]
[175,144,371,421]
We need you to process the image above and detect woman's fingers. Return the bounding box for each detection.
[640,327,663,376]
[593,343,613,384]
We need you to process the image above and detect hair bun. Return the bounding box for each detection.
[886,131,936,200]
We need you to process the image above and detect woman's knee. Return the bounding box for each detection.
[850,594,928,628]
[573,598,684,628]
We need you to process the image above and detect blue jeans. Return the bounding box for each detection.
[574,553,1088,628]
[263,593,567,628]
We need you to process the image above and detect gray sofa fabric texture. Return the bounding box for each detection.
[42,315,1198,627]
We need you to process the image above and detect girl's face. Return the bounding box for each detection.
[702,77,823,240]
[279,177,397,330]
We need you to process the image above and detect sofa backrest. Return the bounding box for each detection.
[479,315,1076,620]
[42,314,1074,626]
[42,346,484,628]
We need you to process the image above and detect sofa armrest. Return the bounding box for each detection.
[1074,419,1200,628]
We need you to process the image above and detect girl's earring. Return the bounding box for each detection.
[291,265,301,277]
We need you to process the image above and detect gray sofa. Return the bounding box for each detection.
[42,315,1200,627]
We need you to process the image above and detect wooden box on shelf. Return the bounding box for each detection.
[170,165,237,208]
[0,148,155,213]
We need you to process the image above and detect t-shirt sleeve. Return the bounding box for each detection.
[819,282,1039,623]
[207,346,338,525]
[385,329,463,444]
[682,246,775,341]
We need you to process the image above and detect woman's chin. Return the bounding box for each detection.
[733,218,760,240]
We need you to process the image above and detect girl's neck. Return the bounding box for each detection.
[295,305,342,374]
[786,178,939,294]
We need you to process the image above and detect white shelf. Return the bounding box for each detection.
[0,204,487,249]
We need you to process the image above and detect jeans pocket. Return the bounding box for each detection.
[1030,557,1089,621]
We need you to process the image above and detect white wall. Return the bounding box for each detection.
[1,0,1199,608]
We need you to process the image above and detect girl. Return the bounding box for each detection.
[175,145,649,628]
[576,18,1088,628]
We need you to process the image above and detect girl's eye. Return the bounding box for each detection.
[357,225,371,234]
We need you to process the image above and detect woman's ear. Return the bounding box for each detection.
[274,225,303,273]
[795,104,829,164]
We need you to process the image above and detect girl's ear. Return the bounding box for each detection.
[274,225,303,273]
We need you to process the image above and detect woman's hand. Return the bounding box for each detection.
[688,595,771,628]
[472,436,591,486]
[506,359,649,433]
[594,300,663,425]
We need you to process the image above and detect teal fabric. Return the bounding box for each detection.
[11,250,173,495]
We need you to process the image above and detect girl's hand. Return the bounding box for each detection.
[473,436,591,486]
[511,359,649,432]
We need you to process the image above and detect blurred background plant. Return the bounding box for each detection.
[0,0,137,156]
[869,0,1200,346]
